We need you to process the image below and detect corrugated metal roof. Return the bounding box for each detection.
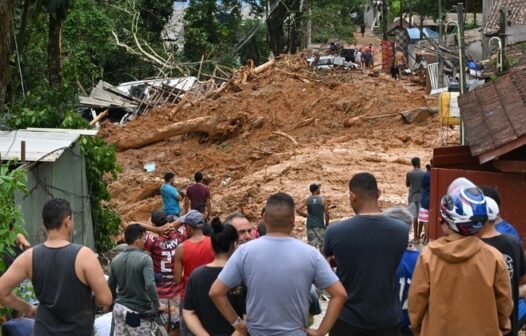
[458,69,526,163]
[26,128,99,136]
[484,0,526,34]
[0,130,80,162]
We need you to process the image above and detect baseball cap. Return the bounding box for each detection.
[179,210,205,228]
[309,183,321,193]
[485,196,500,221]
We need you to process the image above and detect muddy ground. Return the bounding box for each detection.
[100,52,455,239]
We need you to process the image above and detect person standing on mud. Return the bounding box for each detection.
[297,183,330,251]
[364,44,375,68]
[161,172,183,217]
[394,49,407,80]
[406,157,426,242]
[0,199,113,335]
[324,173,409,336]
[354,48,363,67]
[184,171,211,218]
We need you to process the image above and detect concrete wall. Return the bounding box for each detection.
[507,24,526,44]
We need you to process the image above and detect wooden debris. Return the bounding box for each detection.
[114,115,246,150]
[272,131,298,146]
[89,110,109,126]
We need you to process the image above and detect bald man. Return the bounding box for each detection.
[210,192,347,336]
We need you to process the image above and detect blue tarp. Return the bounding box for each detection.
[407,28,439,40]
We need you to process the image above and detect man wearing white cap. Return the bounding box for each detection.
[478,197,526,336]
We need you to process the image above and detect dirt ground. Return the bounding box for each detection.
[100,46,451,239]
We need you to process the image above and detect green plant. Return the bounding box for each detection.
[0,163,27,272]
[61,113,121,252]
[310,1,358,44]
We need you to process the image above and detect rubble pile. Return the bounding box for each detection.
[100,54,442,237]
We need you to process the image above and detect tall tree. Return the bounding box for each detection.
[42,0,71,87]
[0,0,15,109]
[266,0,301,56]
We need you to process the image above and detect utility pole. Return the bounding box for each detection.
[437,0,443,86]
[303,0,311,49]
[382,0,388,40]
[438,0,443,41]
[499,6,507,70]
[457,3,466,145]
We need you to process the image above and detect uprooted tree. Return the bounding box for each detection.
[114,115,247,150]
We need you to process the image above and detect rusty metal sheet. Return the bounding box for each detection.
[459,93,495,156]
[459,69,526,160]
[479,83,517,147]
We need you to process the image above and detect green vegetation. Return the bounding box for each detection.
[0,163,27,272]
[0,0,378,253]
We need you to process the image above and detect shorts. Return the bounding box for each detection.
[307,227,325,248]
[160,297,180,324]
[418,207,429,223]
[111,303,155,336]
[407,202,420,219]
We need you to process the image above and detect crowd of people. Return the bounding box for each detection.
[0,166,524,336]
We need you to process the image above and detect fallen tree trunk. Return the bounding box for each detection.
[253,59,275,75]
[114,115,246,150]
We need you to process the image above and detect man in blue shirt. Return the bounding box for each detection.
[161,172,182,216]
[384,207,420,335]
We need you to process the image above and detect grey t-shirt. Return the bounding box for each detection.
[406,169,426,203]
[219,236,338,336]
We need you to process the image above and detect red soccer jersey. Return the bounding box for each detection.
[145,226,187,299]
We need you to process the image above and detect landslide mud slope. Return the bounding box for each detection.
[101,59,442,237]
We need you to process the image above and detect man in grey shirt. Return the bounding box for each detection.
[108,224,166,335]
[406,157,426,242]
[210,192,347,336]
[297,183,330,252]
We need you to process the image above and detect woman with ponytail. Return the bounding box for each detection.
[182,217,242,336]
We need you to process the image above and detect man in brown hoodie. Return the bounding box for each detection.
[408,180,513,336]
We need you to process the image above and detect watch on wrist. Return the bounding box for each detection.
[231,316,242,328]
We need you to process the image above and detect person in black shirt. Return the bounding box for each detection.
[183,217,242,336]
[324,172,409,336]
[478,196,526,336]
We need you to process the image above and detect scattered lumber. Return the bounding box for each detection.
[89,110,109,126]
[114,115,246,150]
[272,131,298,146]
